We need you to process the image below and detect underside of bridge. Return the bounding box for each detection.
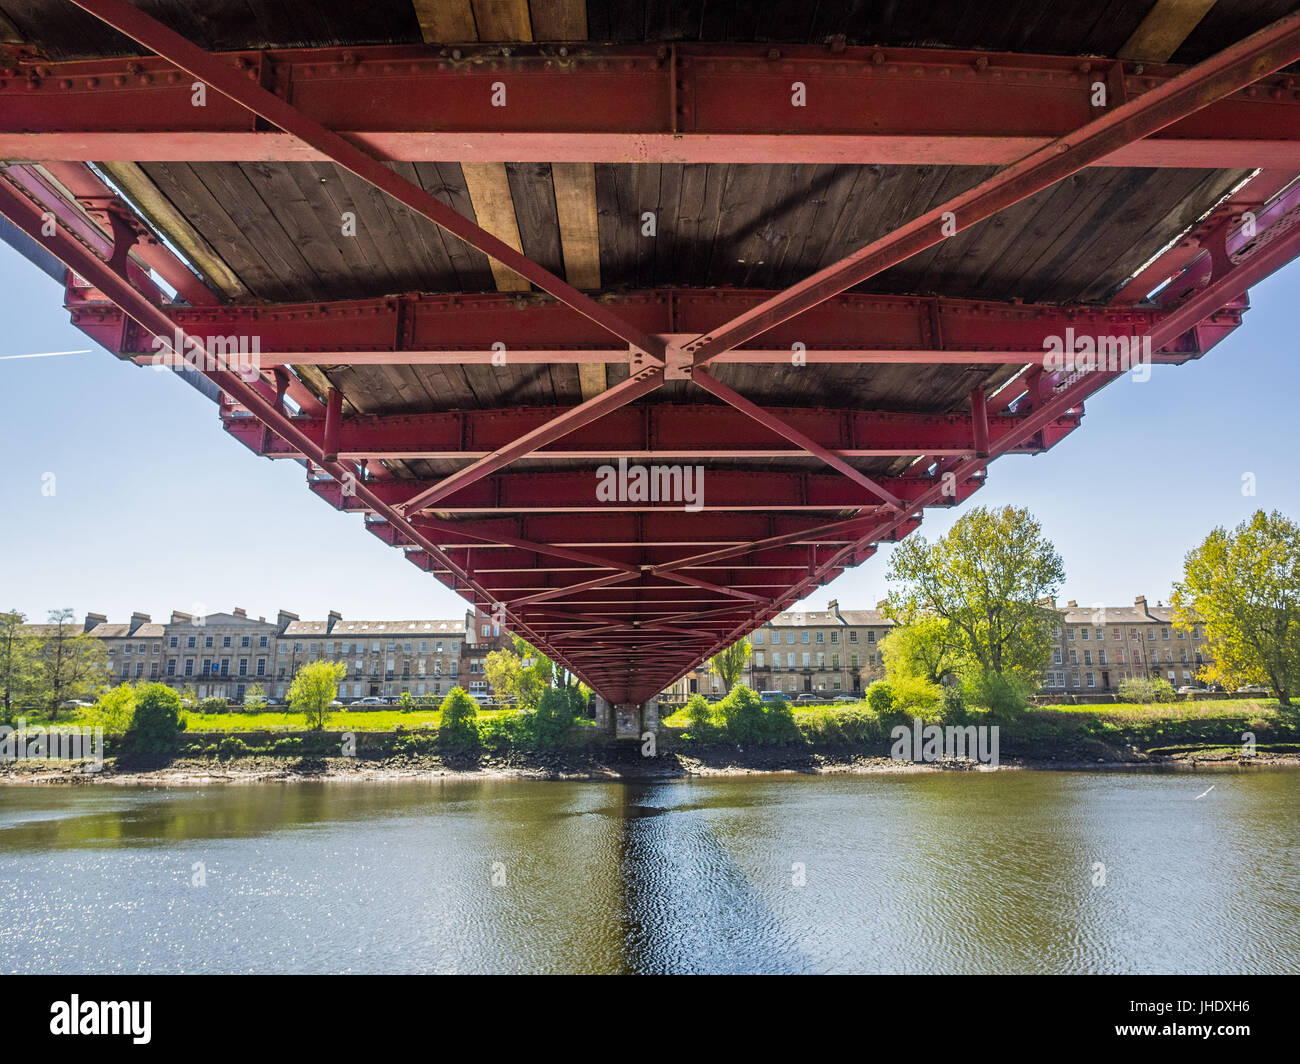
[4,1,1300,709]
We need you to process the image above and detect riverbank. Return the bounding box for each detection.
[4,740,1298,786]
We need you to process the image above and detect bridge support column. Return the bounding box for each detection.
[594,696,611,732]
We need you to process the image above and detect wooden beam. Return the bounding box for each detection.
[460,162,530,292]
[410,0,477,43]
[1119,0,1217,61]
[97,161,248,298]
[473,0,532,40]
[551,162,604,398]
[530,0,585,40]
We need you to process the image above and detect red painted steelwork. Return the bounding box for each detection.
[7,42,1300,168]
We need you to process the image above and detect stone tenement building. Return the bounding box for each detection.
[76,608,479,702]
[742,599,893,697]
[1044,596,1210,693]
[738,595,1211,697]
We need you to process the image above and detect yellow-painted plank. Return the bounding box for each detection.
[97,162,248,299]
[473,0,532,41]
[551,162,601,290]
[411,0,477,42]
[1118,0,1217,62]
[577,362,607,401]
[460,162,530,292]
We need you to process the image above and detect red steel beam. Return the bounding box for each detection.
[70,288,1230,367]
[65,0,666,362]
[220,403,1082,462]
[685,11,1300,364]
[7,42,1300,168]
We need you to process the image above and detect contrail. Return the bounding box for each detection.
[0,349,92,361]
[1194,784,1215,800]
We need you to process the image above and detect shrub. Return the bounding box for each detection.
[198,697,229,714]
[479,710,532,751]
[716,685,798,744]
[684,693,716,737]
[271,737,303,756]
[1118,676,1178,704]
[216,735,247,760]
[398,691,415,712]
[866,681,894,715]
[127,683,186,754]
[439,686,480,749]
[533,685,581,746]
[938,683,967,723]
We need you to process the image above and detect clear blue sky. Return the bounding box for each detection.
[1,237,1297,625]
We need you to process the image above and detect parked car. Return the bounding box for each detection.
[794,693,824,704]
[1235,686,1271,697]
[355,696,384,706]
[758,690,785,703]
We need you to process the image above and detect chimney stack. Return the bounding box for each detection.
[233,607,246,617]
[276,610,299,633]
[327,610,342,633]
[1135,594,1149,617]
[1066,599,1077,608]
[128,611,151,635]
[83,611,107,633]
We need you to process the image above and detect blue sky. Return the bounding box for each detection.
[1,236,1297,625]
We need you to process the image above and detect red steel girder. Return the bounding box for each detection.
[684,12,1300,364]
[72,288,1231,368]
[7,41,1300,168]
[220,402,1082,462]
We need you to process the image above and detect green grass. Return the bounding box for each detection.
[177,707,516,733]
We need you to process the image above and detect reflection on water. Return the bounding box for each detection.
[1,769,1297,974]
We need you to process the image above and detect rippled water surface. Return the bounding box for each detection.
[2,770,1297,973]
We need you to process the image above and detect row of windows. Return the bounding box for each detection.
[753,652,876,669]
[277,640,460,655]
[1058,626,1200,642]
[1043,668,1197,688]
[752,629,880,645]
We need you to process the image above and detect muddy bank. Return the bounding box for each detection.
[2,740,1297,785]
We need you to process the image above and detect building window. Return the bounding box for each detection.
[815,631,824,643]
[849,631,858,643]
[169,636,178,649]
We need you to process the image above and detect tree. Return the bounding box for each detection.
[88,682,137,735]
[885,506,1064,705]
[244,683,267,713]
[439,686,479,748]
[128,682,185,754]
[0,610,35,723]
[1172,510,1300,707]
[36,609,109,719]
[879,613,964,685]
[288,660,346,730]
[709,639,752,694]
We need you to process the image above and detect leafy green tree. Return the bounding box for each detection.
[718,684,797,744]
[288,660,346,730]
[0,610,36,723]
[397,690,414,712]
[709,639,752,694]
[438,686,479,749]
[532,685,581,746]
[127,683,185,754]
[243,683,267,713]
[36,609,109,719]
[885,506,1063,705]
[484,645,545,708]
[880,613,964,685]
[1172,509,1300,706]
[88,682,136,735]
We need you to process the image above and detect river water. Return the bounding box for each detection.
[1,768,1297,974]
